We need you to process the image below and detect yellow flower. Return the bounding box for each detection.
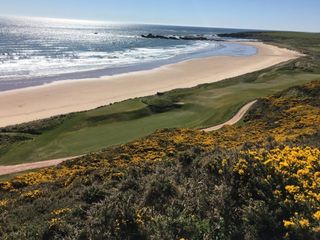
[22,189,42,199]
[0,199,8,207]
[51,208,71,215]
[298,219,310,228]
[221,159,227,167]
[0,181,13,191]
[273,190,281,197]
[283,220,295,228]
[49,218,63,226]
[313,211,320,221]
[285,185,300,194]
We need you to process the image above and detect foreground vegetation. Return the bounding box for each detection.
[1,32,320,164]
[0,80,319,239]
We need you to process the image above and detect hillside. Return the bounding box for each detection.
[1,32,320,165]
[1,81,319,240]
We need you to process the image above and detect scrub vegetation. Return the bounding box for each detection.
[1,80,320,239]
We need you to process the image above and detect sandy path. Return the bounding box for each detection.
[203,100,257,132]
[0,156,80,176]
[0,42,301,128]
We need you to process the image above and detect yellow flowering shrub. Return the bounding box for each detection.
[313,211,320,221]
[51,208,72,216]
[285,185,300,194]
[0,199,8,207]
[234,159,248,176]
[0,81,319,239]
[21,189,42,199]
[243,145,320,234]
[0,128,216,193]
[211,82,320,148]
[0,181,13,191]
[49,217,63,226]
[283,220,296,228]
[299,219,310,229]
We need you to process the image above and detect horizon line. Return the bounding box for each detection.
[1,14,319,34]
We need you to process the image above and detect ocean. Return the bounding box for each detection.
[0,16,256,91]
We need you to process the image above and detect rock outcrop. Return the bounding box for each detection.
[141,33,224,41]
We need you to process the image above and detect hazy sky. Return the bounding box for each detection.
[0,0,319,32]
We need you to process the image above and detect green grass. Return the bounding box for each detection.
[220,31,320,55]
[0,32,320,165]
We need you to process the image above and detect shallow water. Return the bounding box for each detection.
[0,16,256,91]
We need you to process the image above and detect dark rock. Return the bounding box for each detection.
[141,33,225,42]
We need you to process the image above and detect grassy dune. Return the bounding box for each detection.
[1,32,320,165]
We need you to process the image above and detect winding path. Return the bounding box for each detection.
[203,100,257,132]
[0,100,257,176]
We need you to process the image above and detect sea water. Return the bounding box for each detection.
[0,16,257,91]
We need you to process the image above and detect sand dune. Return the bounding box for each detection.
[0,42,301,128]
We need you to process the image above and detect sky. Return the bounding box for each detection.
[0,0,319,32]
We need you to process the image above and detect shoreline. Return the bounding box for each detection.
[0,41,301,128]
[0,41,256,92]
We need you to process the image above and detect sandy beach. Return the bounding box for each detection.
[0,41,301,128]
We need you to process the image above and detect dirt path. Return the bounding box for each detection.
[0,101,256,176]
[0,156,81,176]
[203,100,257,132]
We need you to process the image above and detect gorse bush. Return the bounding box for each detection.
[0,81,320,239]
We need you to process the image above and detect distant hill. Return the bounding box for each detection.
[1,81,319,240]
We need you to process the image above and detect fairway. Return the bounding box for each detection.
[1,70,318,165]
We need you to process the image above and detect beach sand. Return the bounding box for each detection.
[0,42,301,128]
